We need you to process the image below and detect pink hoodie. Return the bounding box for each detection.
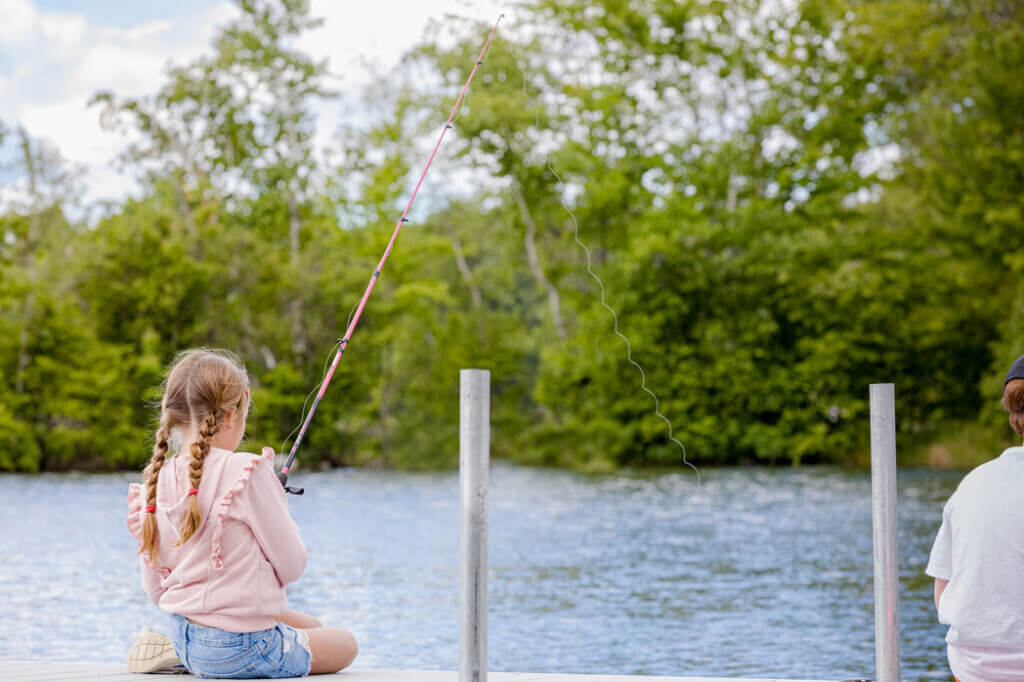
[126,447,306,633]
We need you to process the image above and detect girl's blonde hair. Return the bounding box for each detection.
[140,349,249,562]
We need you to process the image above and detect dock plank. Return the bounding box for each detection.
[0,662,836,682]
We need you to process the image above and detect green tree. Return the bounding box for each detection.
[2,0,1021,472]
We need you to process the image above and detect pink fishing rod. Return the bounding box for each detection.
[278,14,504,494]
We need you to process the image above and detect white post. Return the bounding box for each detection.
[459,369,489,682]
[870,383,901,682]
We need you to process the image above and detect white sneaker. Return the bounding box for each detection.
[127,626,186,674]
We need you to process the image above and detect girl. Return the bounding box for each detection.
[926,353,1024,682]
[126,349,357,678]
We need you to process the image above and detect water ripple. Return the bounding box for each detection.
[0,464,959,678]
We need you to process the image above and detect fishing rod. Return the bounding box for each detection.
[277,14,504,495]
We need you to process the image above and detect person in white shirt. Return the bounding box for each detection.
[926,353,1024,682]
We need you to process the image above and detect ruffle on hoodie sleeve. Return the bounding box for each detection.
[209,450,272,571]
[237,448,307,586]
[126,482,145,541]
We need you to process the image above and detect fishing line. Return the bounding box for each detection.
[451,84,470,127]
[520,68,699,481]
[279,339,343,456]
[279,298,363,455]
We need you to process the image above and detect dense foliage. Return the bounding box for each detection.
[1,0,1021,473]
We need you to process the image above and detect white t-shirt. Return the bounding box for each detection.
[926,446,1024,682]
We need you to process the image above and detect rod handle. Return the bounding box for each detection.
[277,470,304,496]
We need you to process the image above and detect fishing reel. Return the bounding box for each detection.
[277,470,304,496]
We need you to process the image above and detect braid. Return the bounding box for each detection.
[140,422,171,563]
[176,410,221,546]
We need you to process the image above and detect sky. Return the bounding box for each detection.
[0,0,507,206]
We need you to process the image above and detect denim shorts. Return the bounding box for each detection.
[170,614,312,679]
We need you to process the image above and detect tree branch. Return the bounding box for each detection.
[512,181,567,341]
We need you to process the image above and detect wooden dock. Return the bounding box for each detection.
[0,662,839,682]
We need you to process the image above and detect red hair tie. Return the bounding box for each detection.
[187,488,199,497]
[145,505,156,514]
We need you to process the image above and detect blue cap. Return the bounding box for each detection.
[1005,354,1024,388]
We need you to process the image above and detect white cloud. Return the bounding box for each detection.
[0,0,37,45]
[303,0,505,83]
[301,1,506,154]
[38,12,89,53]
[1,0,507,210]
[0,0,237,206]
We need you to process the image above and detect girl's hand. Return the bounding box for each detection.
[272,447,305,495]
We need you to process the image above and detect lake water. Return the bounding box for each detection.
[0,463,961,680]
